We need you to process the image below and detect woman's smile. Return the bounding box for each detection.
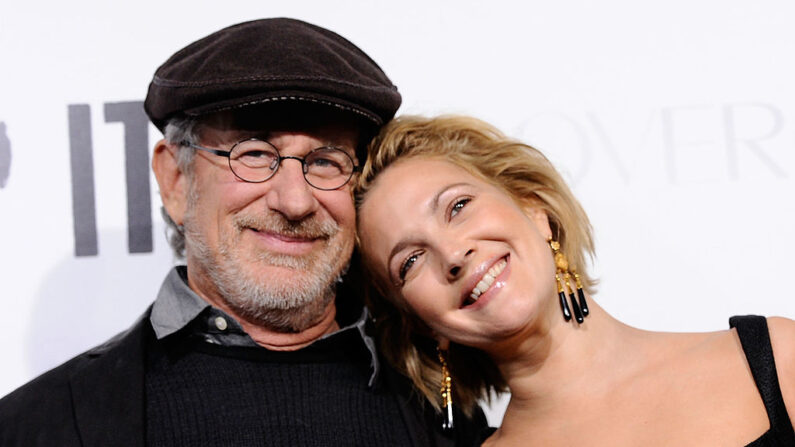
[462,255,509,307]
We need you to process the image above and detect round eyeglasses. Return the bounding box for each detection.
[182,138,361,191]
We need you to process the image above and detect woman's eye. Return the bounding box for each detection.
[450,198,471,218]
[399,253,420,281]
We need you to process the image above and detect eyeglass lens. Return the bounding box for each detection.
[228,140,355,190]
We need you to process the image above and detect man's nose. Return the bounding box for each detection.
[263,158,319,221]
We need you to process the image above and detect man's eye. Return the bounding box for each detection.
[450,198,471,218]
[241,150,271,158]
[236,150,278,168]
[399,253,420,281]
[308,156,343,171]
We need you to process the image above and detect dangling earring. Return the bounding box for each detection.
[549,238,589,324]
[573,271,589,317]
[437,348,454,431]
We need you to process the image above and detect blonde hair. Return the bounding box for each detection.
[354,115,596,415]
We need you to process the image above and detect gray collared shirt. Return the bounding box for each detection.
[150,266,380,386]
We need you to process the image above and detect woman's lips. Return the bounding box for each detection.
[461,255,510,308]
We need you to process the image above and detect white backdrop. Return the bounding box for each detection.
[1,0,793,425]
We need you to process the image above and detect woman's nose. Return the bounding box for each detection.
[445,248,474,281]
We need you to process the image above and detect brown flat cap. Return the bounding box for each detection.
[144,18,401,134]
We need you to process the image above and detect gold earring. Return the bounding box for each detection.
[437,348,454,431]
[549,238,589,323]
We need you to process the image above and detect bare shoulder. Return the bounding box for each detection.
[767,316,795,426]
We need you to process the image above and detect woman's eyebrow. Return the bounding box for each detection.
[430,182,471,214]
[388,238,418,271]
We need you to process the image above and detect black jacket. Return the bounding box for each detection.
[0,309,486,446]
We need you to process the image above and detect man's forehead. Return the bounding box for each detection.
[198,108,363,146]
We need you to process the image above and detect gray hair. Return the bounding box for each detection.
[161,116,201,260]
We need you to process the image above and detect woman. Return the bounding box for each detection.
[354,115,795,446]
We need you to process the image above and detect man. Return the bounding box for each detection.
[0,18,485,446]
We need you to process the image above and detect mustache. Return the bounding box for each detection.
[234,213,339,239]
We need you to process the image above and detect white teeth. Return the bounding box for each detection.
[468,258,507,301]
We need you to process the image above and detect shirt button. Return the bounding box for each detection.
[214,316,228,331]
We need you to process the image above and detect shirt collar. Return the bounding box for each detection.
[150,266,209,339]
[150,266,380,386]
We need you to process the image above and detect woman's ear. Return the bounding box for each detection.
[152,139,189,226]
[435,336,450,350]
[521,200,553,240]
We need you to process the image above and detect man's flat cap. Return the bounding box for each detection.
[144,18,401,133]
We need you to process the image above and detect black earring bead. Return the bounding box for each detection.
[559,291,572,321]
[577,288,589,317]
[569,291,584,324]
[442,404,454,431]
[573,272,589,317]
[556,274,572,321]
[564,273,584,324]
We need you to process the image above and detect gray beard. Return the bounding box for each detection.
[183,193,349,333]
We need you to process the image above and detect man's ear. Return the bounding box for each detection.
[152,139,189,226]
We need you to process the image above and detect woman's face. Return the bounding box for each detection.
[358,157,558,350]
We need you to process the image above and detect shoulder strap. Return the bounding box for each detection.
[730,315,793,435]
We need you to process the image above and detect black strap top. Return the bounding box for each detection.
[730,315,795,446]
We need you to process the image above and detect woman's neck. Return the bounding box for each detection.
[488,297,649,430]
